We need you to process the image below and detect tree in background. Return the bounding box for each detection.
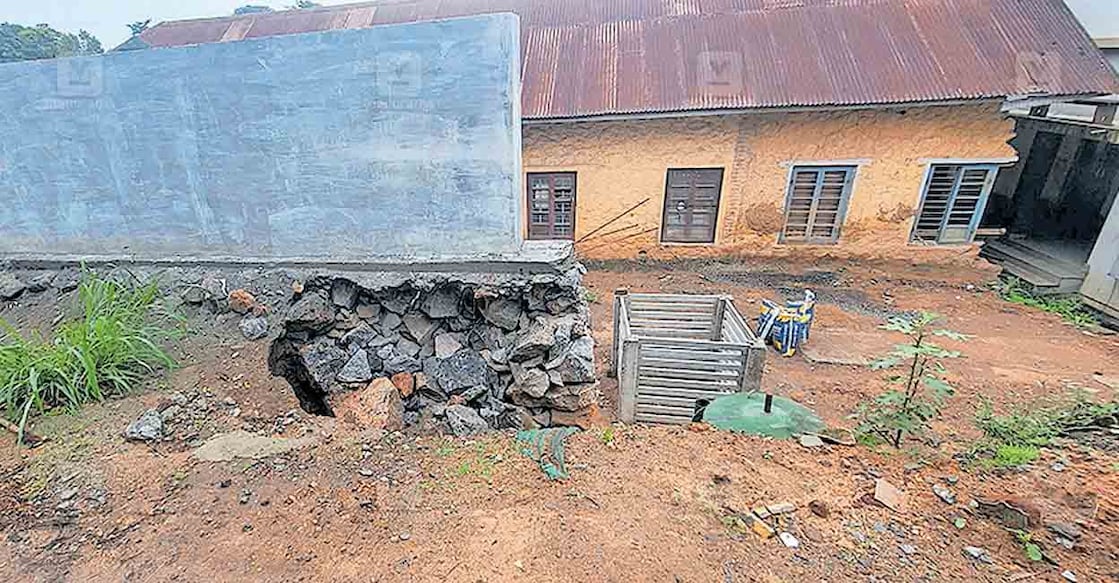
[0,23,103,63]
[127,19,152,37]
[234,5,276,15]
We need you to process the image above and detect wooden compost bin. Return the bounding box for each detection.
[612,291,767,424]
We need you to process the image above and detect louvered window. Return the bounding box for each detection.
[526,172,576,240]
[911,164,997,244]
[780,166,856,244]
[661,168,724,243]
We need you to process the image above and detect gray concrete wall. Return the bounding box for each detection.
[0,14,523,262]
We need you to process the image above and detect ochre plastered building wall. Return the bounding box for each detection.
[522,103,1016,261]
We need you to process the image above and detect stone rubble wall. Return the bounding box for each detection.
[269,266,599,435]
[0,260,599,436]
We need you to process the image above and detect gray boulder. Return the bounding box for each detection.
[383,350,422,376]
[125,409,164,442]
[396,338,422,358]
[481,297,522,330]
[52,269,81,292]
[432,350,492,394]
[330,279,359,309]
[422,286,461,319]
[510,317,556,362]
[239,316,269,341]
[380,288,416,314]
[286,292,335,333]
[434,333,463,359]
[0,273,27,300]
[337,349,373,384]
[355,301,381,320]
[509,364,550,399]
[555,336,596,383]
[403,313,437,345]
[445,405,489,436]
[27,273,54,293]
[380,311,403,331]
[299,337,348,392]
[341,324,378,348]
[511,381,599,412]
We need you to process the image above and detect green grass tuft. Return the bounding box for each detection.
[0,272,179,442]
[970,395,1118,469]
[996,276,1098,328]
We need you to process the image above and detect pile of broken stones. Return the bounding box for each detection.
[268,272,598,436]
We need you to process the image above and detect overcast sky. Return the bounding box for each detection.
[2,0,1116,50]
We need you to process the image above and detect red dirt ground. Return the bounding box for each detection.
[1,259,1117,582]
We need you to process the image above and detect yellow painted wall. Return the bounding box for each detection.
[522,103,1016,261]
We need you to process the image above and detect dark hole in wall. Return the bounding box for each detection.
[267,338,334,417]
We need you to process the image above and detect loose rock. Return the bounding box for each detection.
[0,273,27,300]
[239,316,269,340]
[332,377,404,431]
[391,372,415,398]
[799,434,825,448]
[125,409,164,442]
[445,405,489,436]
[932,484,956,505]
[962,546,992,564]
[229,289,258,314]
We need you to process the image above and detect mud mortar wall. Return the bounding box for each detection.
[0,14,522,263]
[523,103,1015,262]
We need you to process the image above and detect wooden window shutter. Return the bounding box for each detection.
[661,168,724,243]
[526,172,576,240]
[781,166,855,244]
[912,164,996,244]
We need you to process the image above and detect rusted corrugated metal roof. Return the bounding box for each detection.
[134,0,1119,119]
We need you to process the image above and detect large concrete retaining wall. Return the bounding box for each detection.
[523,104,1016,262]
[0,14,523,263]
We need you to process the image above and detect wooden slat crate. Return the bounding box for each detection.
[612,291,766,425]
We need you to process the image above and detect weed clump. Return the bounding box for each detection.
[0,273,179,442]
[971,395,1118,468]
[996,276,1098,328]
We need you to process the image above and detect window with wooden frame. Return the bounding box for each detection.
[526,172,576,240]
[661,168,724,243]
[911,164,998,244]
[780,166,856,244]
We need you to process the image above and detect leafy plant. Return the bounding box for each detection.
[0,273,178,442]
[855,312,966,448]
[599,426,615,445]
[1012,530,1044,562]
[997,277,1098,328]
[970,394,1118,468]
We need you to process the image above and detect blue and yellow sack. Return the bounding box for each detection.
[755,290,816,357]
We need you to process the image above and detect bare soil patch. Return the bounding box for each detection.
[2,259,1117,582]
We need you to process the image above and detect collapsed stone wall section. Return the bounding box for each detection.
[268,267,599,435]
